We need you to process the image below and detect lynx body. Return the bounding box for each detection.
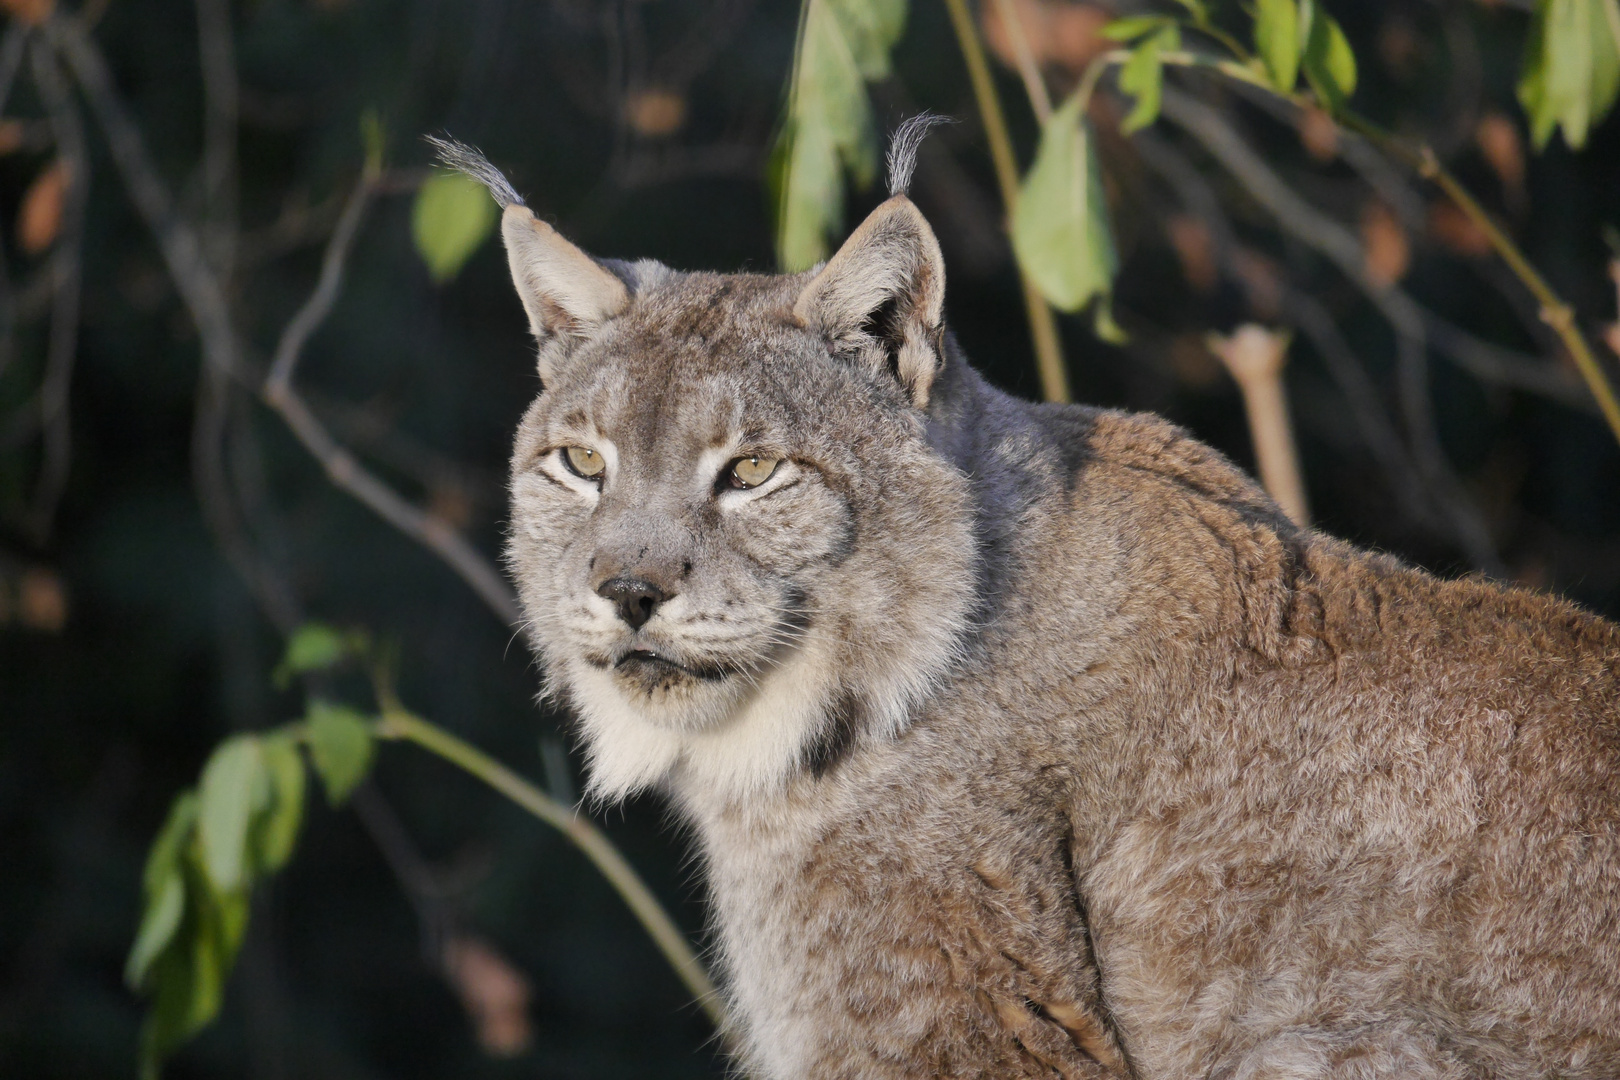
[438,133,1620,1079]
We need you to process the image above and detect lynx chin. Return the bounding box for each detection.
[436,123,1620,1080]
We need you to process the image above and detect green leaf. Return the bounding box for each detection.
[1011,91,1120,325]
[772,115,845,274]
[197,736,269,894]
[1300,2,1357,111]
[306,700,375,806]
[1254,0,1301,93]
[771,0,910,270]
[140,790,199,902]
[826,0,906,78]
[1119,26,1180,133]
[1102,15,1170,42]
[126,870,185,993]
[1518,0,1620,150]
[128,792,197,991]
[359,107,386,172]
[252,733,306,874]
[280,622,350,677]
[412,169,499,283]
[138,850,242,1080]
[1170,0,1208,20]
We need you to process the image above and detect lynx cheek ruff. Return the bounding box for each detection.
[432,122,1620,1080]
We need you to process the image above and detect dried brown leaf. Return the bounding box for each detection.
[442,935,532,1058]
[0,0,54,26]
[18,567,67,633]
[17,159,67,256]
[1297,106,1339,162]
[1231,248,1284,320]
[1428,200,1493,257]
[625,88,688,138]
[0,120,24,156]
[1474,112,1525,196]
[1361,202,1410,286]
[981,0,1110,74]
[426,485,474,532]
[1165,214,1217,294]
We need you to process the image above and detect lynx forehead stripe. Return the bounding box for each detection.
[493,118,1620,1080]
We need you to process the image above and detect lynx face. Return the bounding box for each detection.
[503,247,975,804]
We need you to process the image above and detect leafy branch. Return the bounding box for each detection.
[126,625,729,1078]
[1051,0,1620,446]
[769,0,1620,443]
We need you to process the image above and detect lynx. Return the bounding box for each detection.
[435,128,1620,1079]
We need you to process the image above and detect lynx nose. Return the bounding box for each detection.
[597,578,669,630]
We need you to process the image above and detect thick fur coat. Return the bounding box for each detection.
[437,133,1620,1079]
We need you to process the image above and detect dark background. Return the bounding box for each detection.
[3,0,1618,1077]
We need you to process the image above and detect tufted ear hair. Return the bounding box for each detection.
[426,135,628,382]
[792,196,947,408]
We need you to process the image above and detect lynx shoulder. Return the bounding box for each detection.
[438,132,1620,1080]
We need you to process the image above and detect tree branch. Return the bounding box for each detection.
[50,13,521,627]
[1160,83,1504,575]
[373,705,733,1040]
[940,0,1071,405]
[22,39,87,545]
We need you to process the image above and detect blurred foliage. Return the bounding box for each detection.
[771,0,907,269]
[2,1,1620,1079]
[1012,93,1120,333]
[411,170,497,282]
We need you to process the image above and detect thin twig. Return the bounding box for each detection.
[0,23,28,115]
[350,782,460,960]
[260,159,521,626]
[939,0,1070,404]
[1224,80,1594,410]
[51,13,521,627]
[373,706,734,1040]
[49,15,243,381]
[1412,142,1620,444]
[192,0,239,277]
[23,39,88,545]
[1127,128,1438,527]
[1159,83,1504,575]
[0,27,26,391]
[988,0,1052,123]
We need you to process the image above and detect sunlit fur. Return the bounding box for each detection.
[505,268,975,806]
[476,140,1620,1079]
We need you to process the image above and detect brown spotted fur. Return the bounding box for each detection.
[446,137,1620,1079]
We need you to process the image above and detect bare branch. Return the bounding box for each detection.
[192,0,239,276]
[1226,80,1587,406]
[51,14,522,628]
[258,161,524,627]
[1131,128,1447,541]
[22,40,88,545]
[263,164,379,394]
[1160,83,1505,576]
[0,23,29,116]
[49,15,244,382]
[1209,326,1311,527]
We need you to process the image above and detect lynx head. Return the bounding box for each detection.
[433,130,975,806]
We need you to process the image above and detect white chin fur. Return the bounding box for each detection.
[565,631,846,806]
[560,586,969,808]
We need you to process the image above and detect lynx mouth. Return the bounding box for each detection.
[614,648,731,682]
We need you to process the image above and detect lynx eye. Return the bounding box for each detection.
[727,455,781,490]
[561,446,605,480]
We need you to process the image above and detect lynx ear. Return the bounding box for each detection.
[501,205,629,377]
[793,196,947,408]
